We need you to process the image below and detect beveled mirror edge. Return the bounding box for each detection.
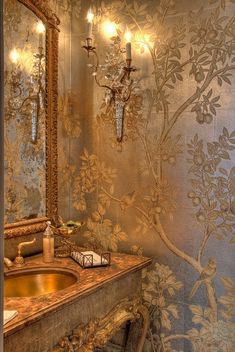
[4,0,60,239]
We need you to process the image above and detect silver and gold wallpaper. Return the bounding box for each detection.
[56,0,235,350]
[5,0,235,351]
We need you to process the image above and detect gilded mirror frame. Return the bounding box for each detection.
[4,0,59,239]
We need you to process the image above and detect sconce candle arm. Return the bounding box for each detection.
[82,35,137,142]
[8,93,36,112]
[83,45,114,93]
[83,39,137,100]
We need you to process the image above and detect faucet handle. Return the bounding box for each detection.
[14,238,36,267]
[4,257,14,269]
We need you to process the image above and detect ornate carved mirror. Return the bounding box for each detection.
[4,0,59,238]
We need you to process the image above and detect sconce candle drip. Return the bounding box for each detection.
[82,12,137,142]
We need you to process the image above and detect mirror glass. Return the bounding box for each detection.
[3,0,59,237]
[4,0,46,224]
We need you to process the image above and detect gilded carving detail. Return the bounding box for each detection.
[4,217,47,238]
[19,0,60,28]
[52,298,149,352]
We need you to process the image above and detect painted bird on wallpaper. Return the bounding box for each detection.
[189,258,217,300]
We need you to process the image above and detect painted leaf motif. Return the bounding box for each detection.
[167,304,179,319]
[120,191,136,210]
[98,203,106,216]
[190,305,203,316]
[161,310,171,330]
[92,211,101,222]
[219,276,235,319]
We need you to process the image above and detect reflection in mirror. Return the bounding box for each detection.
[4,0,46,224]
[4,0,59,238]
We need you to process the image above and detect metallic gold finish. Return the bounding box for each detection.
[52,297,149,352]
[14,238,36,267]
[50,221,84,238]
[17,238,36,253]
[49,219,84,258]
[82,38,137,142]
[4,0,60,239]
[5,217,49,239]
[4,257,14,269]
[4,268,78,297]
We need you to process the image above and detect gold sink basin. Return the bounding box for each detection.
[4,268,79,298]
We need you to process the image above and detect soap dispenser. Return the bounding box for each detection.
[43,221,54,263]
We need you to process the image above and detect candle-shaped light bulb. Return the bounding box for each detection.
[125,28,132,60]
[36,21,45,48]
[9,48,19,64]
[87,8,94,38]
[87,8,94,23]
[102,21,117,38]
[36,21,45,34]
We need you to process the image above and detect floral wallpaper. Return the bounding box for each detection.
[4,0,46,224]
[5,0,234,350]
[56,0,235,350]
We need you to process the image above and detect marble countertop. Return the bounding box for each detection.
[4,252,151,337]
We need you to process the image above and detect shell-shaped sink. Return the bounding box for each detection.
[4,267,79,298]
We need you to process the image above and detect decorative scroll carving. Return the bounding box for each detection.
[4,0,59,239]
[52,298,149,352]
[19,0,60,28]
[4,217,48,238]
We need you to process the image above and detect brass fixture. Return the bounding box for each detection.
[14,238,36,267]
[50,218,84,237]
[4,268,78,297]
[82,13,137,142]
[4,257,14,270]
[49,218,84,258]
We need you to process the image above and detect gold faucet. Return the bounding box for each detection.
[14,238,36,267]
[4,257,14,269]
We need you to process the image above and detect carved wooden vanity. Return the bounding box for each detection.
[4,253,151,352]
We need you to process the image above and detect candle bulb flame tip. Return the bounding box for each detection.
[125,28,132,43]
[36,21,45,34]
[87,9,94,23]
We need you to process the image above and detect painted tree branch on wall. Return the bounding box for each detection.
[57,0,235,351]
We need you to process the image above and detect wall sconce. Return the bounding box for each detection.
[7,21,45,144]
[32,21,46,143]
[82,9,137,142]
